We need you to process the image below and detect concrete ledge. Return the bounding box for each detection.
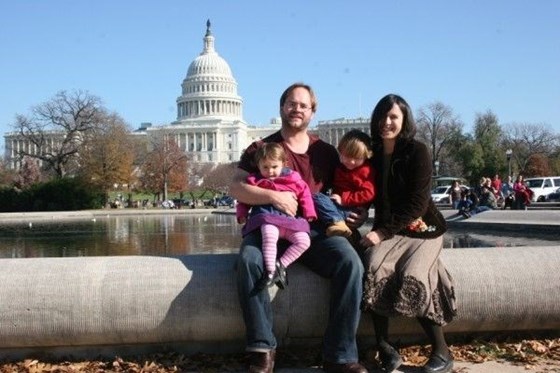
[0,247,559,358]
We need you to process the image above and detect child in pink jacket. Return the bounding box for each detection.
[236,143,317,291]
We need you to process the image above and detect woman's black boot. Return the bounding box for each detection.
[378,341,402,372]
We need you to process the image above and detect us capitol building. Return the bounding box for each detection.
[4,21,369,169]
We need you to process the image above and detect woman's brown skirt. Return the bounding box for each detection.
[362,234,457,325]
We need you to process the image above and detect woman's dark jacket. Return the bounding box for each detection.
[371,138,447,240]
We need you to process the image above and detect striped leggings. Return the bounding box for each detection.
[260,223,311,275]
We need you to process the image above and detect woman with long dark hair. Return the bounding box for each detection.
[360,94,457,373]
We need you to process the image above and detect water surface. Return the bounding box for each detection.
[0,213,556,258]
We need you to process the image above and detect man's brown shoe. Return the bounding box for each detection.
[248,350,275,373]
[323,361,368,373]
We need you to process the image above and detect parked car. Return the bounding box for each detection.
[214,195,235,207]
[524,176,560,202]
[172,198,192,208]
[431,185,469,204]
[161,200,176,209]
[545,187,560,202]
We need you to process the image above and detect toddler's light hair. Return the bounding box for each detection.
[254,143,287,166]
[337,129,373,160]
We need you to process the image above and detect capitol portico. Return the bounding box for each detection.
[4,20,369,170]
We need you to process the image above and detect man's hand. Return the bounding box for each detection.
[271,191,298,217]
[345,207,368,229]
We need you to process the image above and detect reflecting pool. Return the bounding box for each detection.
[0,213,557,258]
[0,214,242,258]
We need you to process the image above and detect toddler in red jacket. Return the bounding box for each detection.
[313,129,376,237]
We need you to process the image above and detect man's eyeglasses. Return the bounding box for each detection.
[284,101,312,112]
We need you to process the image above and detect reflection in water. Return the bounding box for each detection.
[0,214,242,258]
[0,213,556,258]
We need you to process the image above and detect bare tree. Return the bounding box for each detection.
[504,122,557,176]
[416,102,463,174]
[11,90,105,178]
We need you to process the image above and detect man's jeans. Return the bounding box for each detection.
[236,228,364,363]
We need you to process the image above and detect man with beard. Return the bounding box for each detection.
[230,82,368,373]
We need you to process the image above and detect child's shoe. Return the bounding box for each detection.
[274,260,288,289]
[254,272,275,292]
[326,221,352,237]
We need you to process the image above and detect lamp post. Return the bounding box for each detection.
[506,149,513,177]
[434,160,440,177]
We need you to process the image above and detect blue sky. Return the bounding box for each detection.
[1,0,559,153]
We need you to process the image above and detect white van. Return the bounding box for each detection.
[525,176,560,202]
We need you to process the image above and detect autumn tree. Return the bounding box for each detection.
[416,102,463,175]
[11,90,106,178]
[181,163,214,203]
[14,156,43,190]
[550,141,560,175]
[201,162,237,196]
[139,136,187,201]
[503,122,557,177]
[126,135,149,199]
[78,112,135,198]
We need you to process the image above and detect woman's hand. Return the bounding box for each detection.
[361,230,385,247]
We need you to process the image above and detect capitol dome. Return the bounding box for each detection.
[176,20,243,121]
[187,46,232,77]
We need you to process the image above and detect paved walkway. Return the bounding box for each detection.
[441,208,560,226]
[275,360,559,373]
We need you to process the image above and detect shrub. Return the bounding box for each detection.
[0,179,105,212]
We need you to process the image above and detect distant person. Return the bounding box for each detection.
[447,180,463,210]
[236,142,317,291]
[489,174,503,206]
[313,129,376,237]
[360,94,457,373]
[458,189,491,218]
[501,175,515,209]
[513,175,533,210]
[491,174,502,198]
[457,189,475,217]
[478,177,498,209]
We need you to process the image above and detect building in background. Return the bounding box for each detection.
[4,21,366,170]
[138,20,280,164]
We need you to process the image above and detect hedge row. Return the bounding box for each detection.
[0,179,105,212]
